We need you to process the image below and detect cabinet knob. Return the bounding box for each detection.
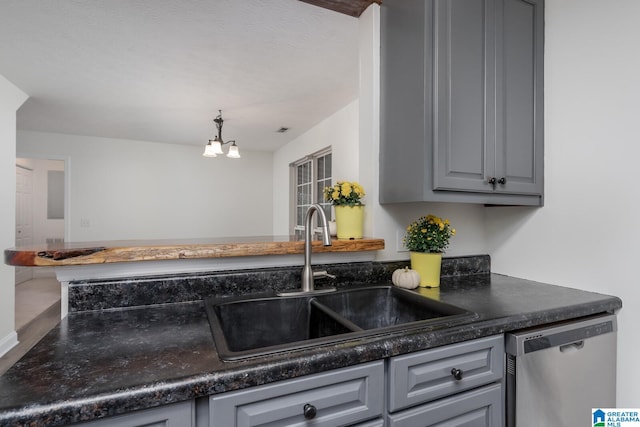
[498,177,507,185]
[303,403,317,420]
[487,177,496,185]
[451,368,463,381]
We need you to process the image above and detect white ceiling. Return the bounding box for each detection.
[0,0,359,152]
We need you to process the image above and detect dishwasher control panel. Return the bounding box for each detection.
[505,313,617,356]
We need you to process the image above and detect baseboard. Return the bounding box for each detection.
[0,331,19,357]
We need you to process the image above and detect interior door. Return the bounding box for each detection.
[15,165,34,284]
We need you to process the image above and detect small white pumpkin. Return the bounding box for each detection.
[391,267,421,289]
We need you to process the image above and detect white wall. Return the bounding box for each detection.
[271,5,488,260]
[358,4,380,248]
[486,0,640,403]
[0,75,28,356]
[18,131,274,241]
[272,100,359,235]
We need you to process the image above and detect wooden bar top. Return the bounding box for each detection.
[4,236,385,267]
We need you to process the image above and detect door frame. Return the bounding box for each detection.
[16,153,71,244]
[15,164,34,284]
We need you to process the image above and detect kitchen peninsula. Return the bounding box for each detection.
[0,249,622,426]
[6,236,386,320]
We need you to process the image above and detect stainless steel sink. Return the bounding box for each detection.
[205,285,476,360]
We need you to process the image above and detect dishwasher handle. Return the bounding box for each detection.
[559,340,584,353]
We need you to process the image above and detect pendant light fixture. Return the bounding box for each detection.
[203,110,241,158]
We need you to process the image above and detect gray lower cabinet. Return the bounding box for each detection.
[387,335,504,427]
[209,361,385,426]
[354,419,385,427]
[70,337,504,427]
[387,383,502,427]
[380,0,544,206]
[71,400,195,427]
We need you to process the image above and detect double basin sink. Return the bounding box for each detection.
[205,285,476,360]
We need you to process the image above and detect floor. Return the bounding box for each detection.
[0,277,61,375]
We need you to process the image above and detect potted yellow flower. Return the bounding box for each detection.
[403,215,455,287]
[324,181,365,239]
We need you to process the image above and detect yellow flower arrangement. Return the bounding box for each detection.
[404,214,456,253]
[323,181,365,207]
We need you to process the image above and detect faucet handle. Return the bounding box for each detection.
[313,270,336,279]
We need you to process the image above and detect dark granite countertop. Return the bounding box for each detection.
[0,273,622,426]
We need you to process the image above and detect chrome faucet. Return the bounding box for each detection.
[278,204,335,296]
[302,204,332,292]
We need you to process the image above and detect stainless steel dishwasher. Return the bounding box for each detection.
[505,314,617,427]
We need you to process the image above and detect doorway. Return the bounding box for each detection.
[14,158,65,345]
[15,158,65,281]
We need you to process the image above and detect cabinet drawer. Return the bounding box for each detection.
[209,361,384,427]
[353,418,384,427]
[387,383,503,427]
[72,400,195,427]
[389,335,503,412]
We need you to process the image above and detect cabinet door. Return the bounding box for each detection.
[209,361,384,427]
[380,0,543,205]
[72,401,195,427]
[353,418,385,427]
[379,0,432,204]
[433,0,497,194]
[494,0,544,196]
[389,335,503,412]
[387,383,503,427]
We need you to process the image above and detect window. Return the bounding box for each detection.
[291,148,332,237]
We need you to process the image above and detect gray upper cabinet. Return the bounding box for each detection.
[433,0,496,195]
[380,0,544,206]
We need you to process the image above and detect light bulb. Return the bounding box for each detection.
[211,137,224,155]
[203,141,217,157]
[227,143,241,158]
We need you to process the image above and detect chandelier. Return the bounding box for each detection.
[203,110,240,158]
